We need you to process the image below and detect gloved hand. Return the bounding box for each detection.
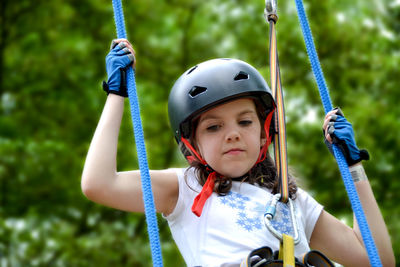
[103,39,135,97]
[323,108,369,166]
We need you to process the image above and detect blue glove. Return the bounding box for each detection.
[324,108,369,166]
[103,41,135,97]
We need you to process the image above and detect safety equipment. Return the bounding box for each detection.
[240,245,334,267]
[265,0,290,203]
[168,58,276,218]
[295,0,381,265]
[324,108,369,166]
[264,194,300,245]
[110,1,163,266]
[168,58,275,144]
[109,0,381,265]
[103,41,135,97]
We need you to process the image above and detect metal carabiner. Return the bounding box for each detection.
[264,194,300,245]
[264,0,278,22]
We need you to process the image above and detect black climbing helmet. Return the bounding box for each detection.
[168,58,275,144]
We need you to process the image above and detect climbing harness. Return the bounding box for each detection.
[111,0,163,266]
[294,0,382,266]
[240,245,334,267]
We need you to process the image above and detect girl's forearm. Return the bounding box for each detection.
[352,164,395,266]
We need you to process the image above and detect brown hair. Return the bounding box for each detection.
[180,99,298,198]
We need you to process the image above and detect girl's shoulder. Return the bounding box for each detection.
[295,187,318,203]
[173,166,203,192]
[294,187,324,227]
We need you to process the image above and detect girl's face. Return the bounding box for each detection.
[194,98,266,178]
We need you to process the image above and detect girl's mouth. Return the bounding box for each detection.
[224,148,244,155]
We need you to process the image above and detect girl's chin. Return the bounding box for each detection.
[218,171,249,179]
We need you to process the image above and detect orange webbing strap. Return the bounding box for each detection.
[278,234,295,267]
[269,19,290,203]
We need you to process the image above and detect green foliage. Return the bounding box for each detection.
[0,0,399,265]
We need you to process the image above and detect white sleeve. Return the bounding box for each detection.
[296,188,324,242]
[163,167,200,222]
[163,168,187,222]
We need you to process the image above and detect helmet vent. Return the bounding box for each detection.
[234,71,249,81]
[189,86,207,98]
[187,66,198,75]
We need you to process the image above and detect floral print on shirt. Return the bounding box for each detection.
[219,191,294,236]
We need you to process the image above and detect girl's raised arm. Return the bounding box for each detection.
[81,40,178,215]
[309,109,395,266]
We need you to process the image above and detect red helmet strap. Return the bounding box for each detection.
[256,109,275,164]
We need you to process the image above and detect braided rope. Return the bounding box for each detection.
[111,0,163,266]
[294,0,382,265]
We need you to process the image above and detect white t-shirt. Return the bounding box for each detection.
[164,167,323,267]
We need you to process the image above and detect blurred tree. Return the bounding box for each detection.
[0,0,398,266]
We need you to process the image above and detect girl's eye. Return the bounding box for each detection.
[206,125,220,132]
[239,120,252,126]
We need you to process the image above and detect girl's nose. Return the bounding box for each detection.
[225,128,240,142]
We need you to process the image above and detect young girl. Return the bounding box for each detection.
[81,39,394,266]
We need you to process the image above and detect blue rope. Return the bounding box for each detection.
[294,0,382,266]
[111,1,163,266]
